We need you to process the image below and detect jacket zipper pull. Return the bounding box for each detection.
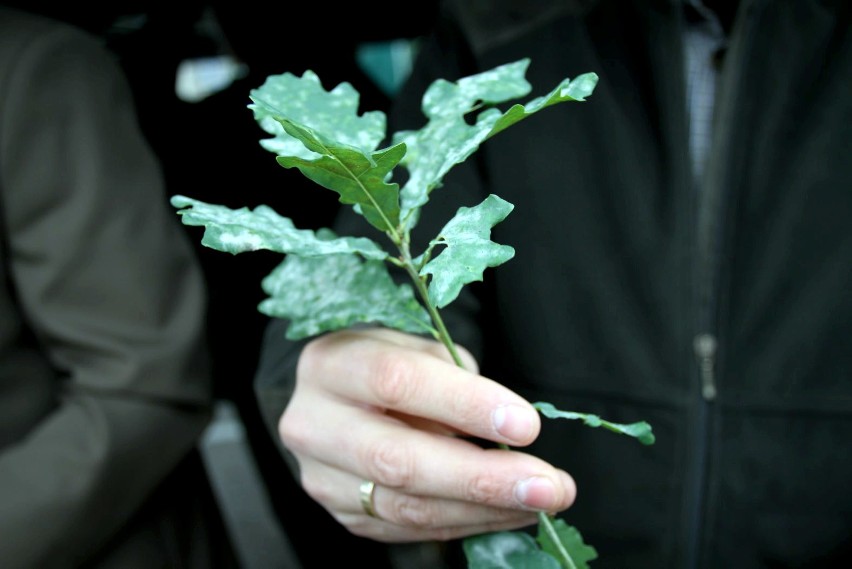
[693,333,718,401]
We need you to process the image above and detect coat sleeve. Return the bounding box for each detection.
[0,19,213,568]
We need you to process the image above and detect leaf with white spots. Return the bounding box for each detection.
[464,531,561,568]
[395,59,598,229]
[249,72,402,233]
[250,70,386,154]
[170,195,387,260]
[259,233,433,340]
[420,195,515,308]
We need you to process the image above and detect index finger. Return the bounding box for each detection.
[301,328,541,447]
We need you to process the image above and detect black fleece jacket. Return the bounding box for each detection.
[255,1,852,567]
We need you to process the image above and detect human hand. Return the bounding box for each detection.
[278,327,576,542]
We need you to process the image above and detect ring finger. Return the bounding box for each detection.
[300,462,539,542]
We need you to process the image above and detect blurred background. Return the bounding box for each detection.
[2,2,441,567]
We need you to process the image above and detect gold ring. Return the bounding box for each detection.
[359,480,379,519]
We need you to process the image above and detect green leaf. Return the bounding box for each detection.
[395,59,597,228]
[537,519,598,569]
[250,70,386,155]
[275,137,405,234]
[420,194,515,308]
[464,531,562,569]
[533,402,656,445]
[259,244,433,340]
[170,195,388,260]
[487,72,599,138]
[394,59,529,226]
[249,72,403,234]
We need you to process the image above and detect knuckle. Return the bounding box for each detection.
[363,439,414,489]
[463,472,504,505]
[370,352,419,407]
[296,337,326,380]
[277,409,310,454]
[388,494,439,528]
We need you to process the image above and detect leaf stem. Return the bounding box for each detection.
[308,131,402,244]
[400,254,465,367]
[399,245,580,569]
[539,512,578,569]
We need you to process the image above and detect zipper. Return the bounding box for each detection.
[683,1,760,566]
[693,333,717,401]
[685,327,719,569]
[685,332,717,568]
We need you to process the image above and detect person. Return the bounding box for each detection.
[0,6,238,568]
[253,0,852,567]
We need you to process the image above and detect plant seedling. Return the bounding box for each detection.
[172,58,654,568]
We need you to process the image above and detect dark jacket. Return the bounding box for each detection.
[0,7,236,568]
[255,0,852,567]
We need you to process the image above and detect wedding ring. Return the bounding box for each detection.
[359,480,380,519]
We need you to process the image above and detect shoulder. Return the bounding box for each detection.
[0,5,128,146]
[0,6,117,90]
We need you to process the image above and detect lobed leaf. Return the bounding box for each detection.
[394,59,529,226]
[464,532,562,569]
[420,194,515,308]
[274,132,405,234]
[533,402,656,445]
[487,72,599,138]
[395,59,598,228]
[170,195,387,260]
[259,238,432,340]
[537,519,598,569]
[250,70,386,154]
[249,73,403,234]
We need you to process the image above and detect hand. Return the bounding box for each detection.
[278,327,576,542]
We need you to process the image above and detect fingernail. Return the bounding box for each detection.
[492,404,535,443]
[514,476,557,510]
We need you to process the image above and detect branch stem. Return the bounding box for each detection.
[399,242,578,569]
[400,254,464,367]
[538,512,577,569]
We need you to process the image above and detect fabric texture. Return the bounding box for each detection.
[0,6,237,568]
[254,0,852,567]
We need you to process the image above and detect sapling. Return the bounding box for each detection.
[172,58,654,569]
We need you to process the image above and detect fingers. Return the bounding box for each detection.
[282,327,577,544]
[296,328,541,448]
[300,461,542,543]
[283,398,576,513]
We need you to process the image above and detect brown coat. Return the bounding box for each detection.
[0,7,235,568]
